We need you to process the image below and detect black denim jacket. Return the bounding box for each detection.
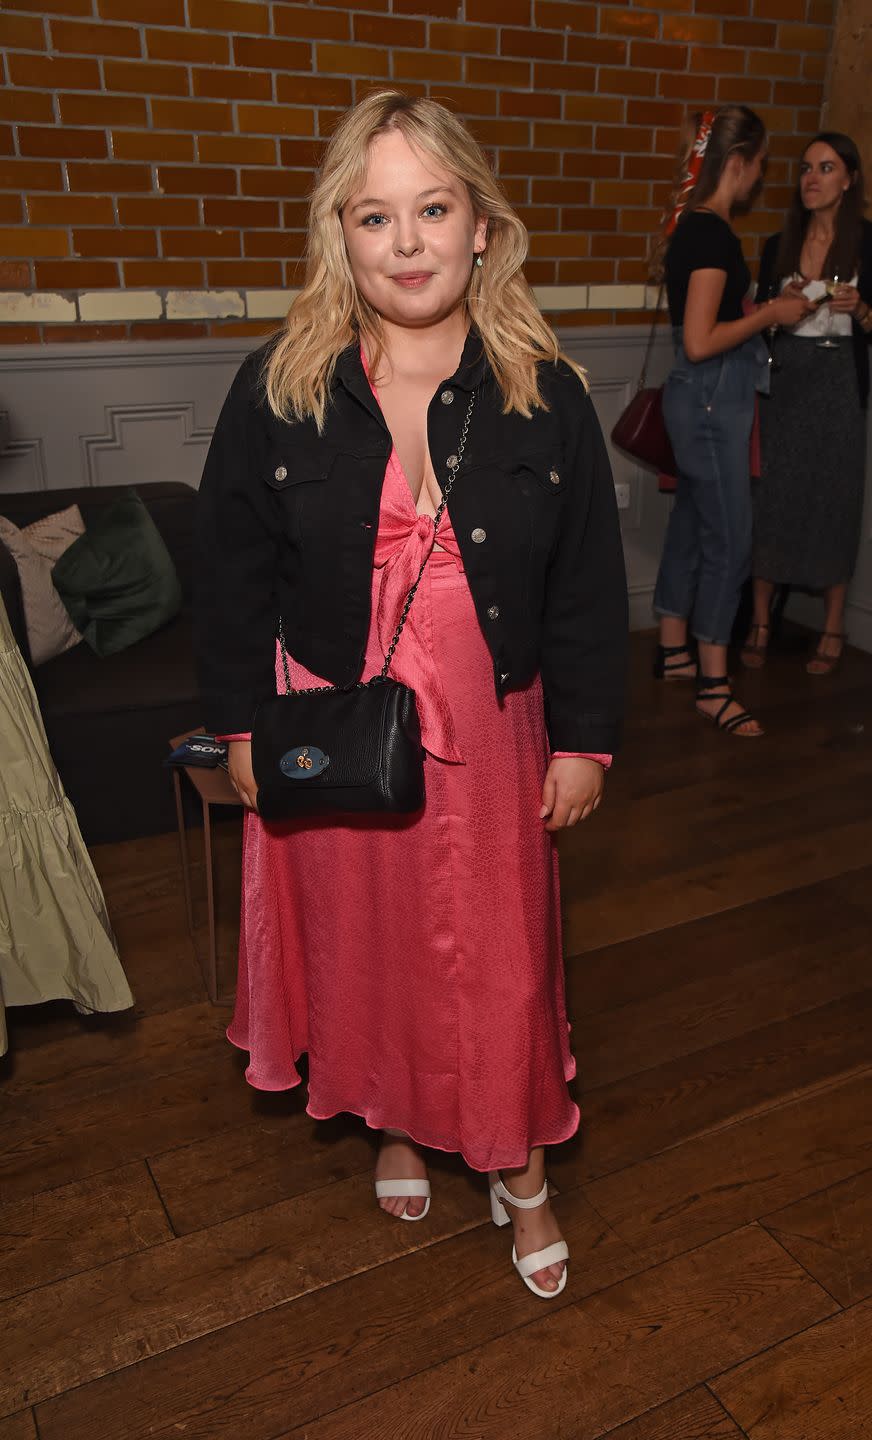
[194,331,628,753]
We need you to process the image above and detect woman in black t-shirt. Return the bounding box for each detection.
[651,106,812,738]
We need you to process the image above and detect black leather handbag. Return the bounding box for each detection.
[251,390,476,821]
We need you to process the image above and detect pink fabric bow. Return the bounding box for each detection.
[372,453,464,764]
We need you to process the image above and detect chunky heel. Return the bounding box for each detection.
[489,1171,512,1227]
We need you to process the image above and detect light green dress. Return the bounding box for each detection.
[0,597,133,1055]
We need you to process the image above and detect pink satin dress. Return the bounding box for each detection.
[227,432,580,1171]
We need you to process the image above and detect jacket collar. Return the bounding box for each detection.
[333,326,490,414]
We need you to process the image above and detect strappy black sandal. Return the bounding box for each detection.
[696,674,763,738]
[653,643,698,680]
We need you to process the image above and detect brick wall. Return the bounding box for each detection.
[0,0,833,343]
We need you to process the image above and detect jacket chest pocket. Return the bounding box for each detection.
[512,452,566,549]
[265,449,336,543]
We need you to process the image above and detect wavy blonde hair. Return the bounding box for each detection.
[265,90,586,429]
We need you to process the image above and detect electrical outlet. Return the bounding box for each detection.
[614,482,631,510]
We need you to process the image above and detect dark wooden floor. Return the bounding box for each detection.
[2,627,872,1440]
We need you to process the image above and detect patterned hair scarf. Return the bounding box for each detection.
[665,109,717,236]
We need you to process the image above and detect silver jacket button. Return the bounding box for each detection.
[440,389,454,405]
[487,604,500,620]
[549,469,560,485]
[471,527,486,543]
[274,464,288,481]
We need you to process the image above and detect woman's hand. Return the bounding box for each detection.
[828,283,863,317]
[228,739,259,811]
[539,757,605,832]
[769,291,815,328]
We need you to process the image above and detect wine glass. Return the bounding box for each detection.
[817,273,840,349]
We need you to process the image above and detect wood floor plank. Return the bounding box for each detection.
[0,1167,489,1417]
[601,1388,745,1440]
[33,1193,636,1440]
[0,1050,270,1207]
[0,1161,170,1302]
[0,1414,36,1440]
[584,1071,872,1265]
[149,1112,375,1234]
[571,990,872,1183]
[275,1226,835,1440]
[711,1296,872,1439]
[568,869,872,1090]
[763,1166,872,1307]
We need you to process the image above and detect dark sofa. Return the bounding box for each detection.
[0,483,202,844]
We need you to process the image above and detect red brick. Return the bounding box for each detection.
[620,207,662,230]
[468,55,532,85]
[467,0,530,19]
[689,45,746,73]
[146,28,230,63]
[0,127,14,158]
[564,94,625,121]
[27,195,115,224]
[104,59,190,95]
[563,150,622,178]
[597,125,653,152]
[662,14,720,41]
[566,35,627,64]
[716,75,773,103]
[531,178,592,203]
[779,21,831,50]
[199,135,277,165]
[752,0,805,16]
[802,52,827,80]
[0,92,55,123]
[599,7,659,37]
[748,49,801,76]
[157,165,237,195]
[0,226,68,257]
[394,52,463,81]
[499,148,560,176]
[117,196,199,225]
[528,231,595,258]
[98,0,184,19]
[0,261,33,288]
[432,21,497,52]
[560,205,619,230]
[237,104,316,135]
[18,127,108,160]
[240,168,312,199]
[11,0,91,14]
[35,259,119,287]
[597,66,656,96]
[59,94,149,126]
[45,323,127,341]
[207,259,283,286]
[51,19,141,55]
[501,26,563,58]
[659,71,719,101]
[0,15,46,48]
[192,67,272,101]
[273,6,350,40]
[806,0,834,21]
[278,138,326,167]
[532,120,597,147]
[281,201,309,229]
[187,0,269,31]
[696,0,749,13]
[233,35,312,69]
[131,321,208,338]
[590,233,640,257]
[443,84,497,114]
[722,18,777,44]
[499,91,561,118]
[554,259,614,282]
[630,40,689,68]
[112,131,193,161]
[243,229,306,258]
[315,42,390,77]
[518,204,560,229]
[594,178,651,203]
[275,75,353,106]
[67,161,152,191]
[152,98,234,131]
[73,227,157,256]
[535,0,596,29]
[162,228,242,256]
[0,196,23,223]
[627,99,686,126]
[0,159,63,191]
[533,61,595,89]
[471,118,531,147]
[0,326,40,344]
[7,53,100,88]
[203,198,280,227]
[523,259,556,285]
[353,15,425,46]
[623,153,679,181]
[773,79,824,105]
[123,259,203,285]
[499,176,529,203]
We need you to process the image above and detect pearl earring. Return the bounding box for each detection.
[475,254,483,268]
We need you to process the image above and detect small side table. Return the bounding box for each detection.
[169,728,241,1004]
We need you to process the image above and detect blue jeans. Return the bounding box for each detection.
[654,334,764,647]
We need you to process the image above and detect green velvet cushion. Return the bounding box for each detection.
[52,490,182,657]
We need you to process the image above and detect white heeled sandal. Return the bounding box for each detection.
[489,1171,569,1299]
[374,1129,431,1221]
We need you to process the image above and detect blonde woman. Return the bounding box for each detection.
[194,92,627,1299]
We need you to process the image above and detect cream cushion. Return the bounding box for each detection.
[0,504,85,665]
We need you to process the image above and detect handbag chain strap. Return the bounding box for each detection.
[637,283,665,392]
[278,387,477,695]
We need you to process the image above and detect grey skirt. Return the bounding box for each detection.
[753,332,866,588]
